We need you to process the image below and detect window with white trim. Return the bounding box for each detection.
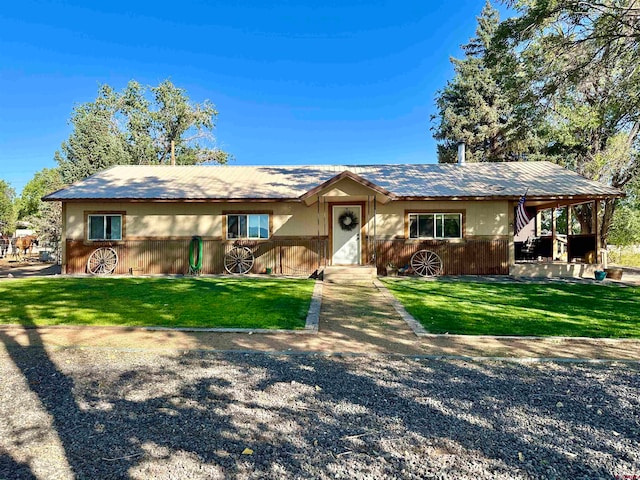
[408,213,462,239]
[227,214,269,239]
[88,214,122,241]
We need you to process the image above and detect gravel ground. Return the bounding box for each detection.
[0,344,638,480]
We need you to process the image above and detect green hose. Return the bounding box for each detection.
[189,236,203,272]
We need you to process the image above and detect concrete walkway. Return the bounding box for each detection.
[1,278,639,361]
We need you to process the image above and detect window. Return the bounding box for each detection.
[408,213,461,239]
[88,214,122,241]
[227,214,269,239]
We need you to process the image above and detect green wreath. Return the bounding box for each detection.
[338,210,359,231]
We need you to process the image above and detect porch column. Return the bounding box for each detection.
[552,205,558,260]
[508,200,515,269]
[61,202,67,274]
[594,200,601,263]
[567,204,573,261]
[373,195,377,266]
[316,195,321,271]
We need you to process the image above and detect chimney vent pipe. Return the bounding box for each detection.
[457,142,466,165]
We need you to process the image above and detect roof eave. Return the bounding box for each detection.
[43,197,305,203]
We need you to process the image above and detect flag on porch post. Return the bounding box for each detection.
[515,190,531,234]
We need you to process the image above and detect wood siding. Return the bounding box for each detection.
[66,237,508,276]
[66,238,328,276]
[374,238,509,275]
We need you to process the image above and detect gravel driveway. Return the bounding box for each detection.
[1,344,638,479]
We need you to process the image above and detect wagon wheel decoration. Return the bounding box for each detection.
[87,247,118,275]
[224,246,255,274]
[410,249,443,277]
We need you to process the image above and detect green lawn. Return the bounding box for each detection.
[0,277,315,329]
[381,279,640,338]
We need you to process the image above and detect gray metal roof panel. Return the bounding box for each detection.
[43,162,622,200]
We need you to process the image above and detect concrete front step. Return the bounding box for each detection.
[323,266,377,283]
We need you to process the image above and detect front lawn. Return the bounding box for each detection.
[381,279,640,338]
[0,277,315,329]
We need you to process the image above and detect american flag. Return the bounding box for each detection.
[515,191,531,234]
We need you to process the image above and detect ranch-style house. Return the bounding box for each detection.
[44,161,622,278]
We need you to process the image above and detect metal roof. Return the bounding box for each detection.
[44,162,623,201]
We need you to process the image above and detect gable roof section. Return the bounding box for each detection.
[44,162,623,201]
[299,170,395,202]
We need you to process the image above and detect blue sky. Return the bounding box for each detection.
[0,0,509,194]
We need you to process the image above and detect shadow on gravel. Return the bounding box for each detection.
[0,454,37,479]
[1,325,639,478]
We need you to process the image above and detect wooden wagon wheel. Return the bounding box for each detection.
[224,246,254,274]
[87,247,118,275]
[410,249,443,277]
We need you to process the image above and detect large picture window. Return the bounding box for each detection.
[227,214,269,239]
[409,213,462,239]
[88,214,122,241]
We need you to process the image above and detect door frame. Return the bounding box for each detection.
[329,201,366,265]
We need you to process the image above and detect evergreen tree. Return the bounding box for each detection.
[432,1,532,163]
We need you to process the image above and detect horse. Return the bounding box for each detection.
[0,235,9,258]
[14,235,39,258]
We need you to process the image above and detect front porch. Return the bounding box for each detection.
[513,198,605,278]
[510,261,600,279]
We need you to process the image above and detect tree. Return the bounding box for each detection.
[432,1,536,163]
[16,168,65,257]
[55,93,130,184]
[490,0,640,245]
[17,168,64,220]
[608,179,640,245]
[0,180,17,235]
[56,79,229,183]
[493,0,640,93]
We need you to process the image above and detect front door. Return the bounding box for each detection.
[332,205,361,265]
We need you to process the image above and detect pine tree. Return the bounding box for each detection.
[432,1,529,163]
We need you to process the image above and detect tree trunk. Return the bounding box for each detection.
[571,204,592,234]
[599,199,617,247]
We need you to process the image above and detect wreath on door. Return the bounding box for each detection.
[338,210,359,231]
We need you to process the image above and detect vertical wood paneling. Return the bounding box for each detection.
[66,238,328,276]
[374,239,509,275]
[67,237,508,276]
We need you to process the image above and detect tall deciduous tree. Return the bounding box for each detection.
[0,180,17,235]
[608,179,640,246]
[17,168,64,220]
[16,168,65,257]
[56,79,229,183]
[490,0,640,245]
[432,1,535,163]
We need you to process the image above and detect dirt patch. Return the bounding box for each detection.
[0,260,61,278]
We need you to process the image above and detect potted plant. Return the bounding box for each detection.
[604,267,623,280]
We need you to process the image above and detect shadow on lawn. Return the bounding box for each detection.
[1,320,638,478]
